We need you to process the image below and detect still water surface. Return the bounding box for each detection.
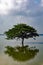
[0,36,43,65]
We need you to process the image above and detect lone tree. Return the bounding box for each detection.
[5,24,39,47]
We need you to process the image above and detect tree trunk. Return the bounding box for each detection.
[22,38,24,47]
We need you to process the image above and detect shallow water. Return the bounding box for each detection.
[0,36,43,65]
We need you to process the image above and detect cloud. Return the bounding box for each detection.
[0,0,43,16]
[0,0,42,16]
[0,0,28,15]
[41,0,43,6]
[0,0,43,34]
[6,0,42,17]
[0,0,14,15]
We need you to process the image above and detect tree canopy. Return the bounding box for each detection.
[5,24,39,47]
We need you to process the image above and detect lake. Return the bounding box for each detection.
[0,35,43,65]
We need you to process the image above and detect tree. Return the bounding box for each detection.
[5,24,39,47]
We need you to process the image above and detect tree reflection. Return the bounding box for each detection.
[4,45,39,61]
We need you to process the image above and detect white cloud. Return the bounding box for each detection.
[0,0,28,15]
[12,0,27,11]
[41,0,43,6]
[0,0,14,15]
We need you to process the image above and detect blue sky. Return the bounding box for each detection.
[0,0,43,35]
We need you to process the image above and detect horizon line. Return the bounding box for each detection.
[0,34,43,36]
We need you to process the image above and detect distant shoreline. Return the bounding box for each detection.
[26,42,43,44]
[0,34,43,36]
[39,34,43,36]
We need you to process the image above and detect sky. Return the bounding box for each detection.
[0,0,43,35]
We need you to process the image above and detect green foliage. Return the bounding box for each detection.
[5,24,39,40]
[5,46,39,61]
